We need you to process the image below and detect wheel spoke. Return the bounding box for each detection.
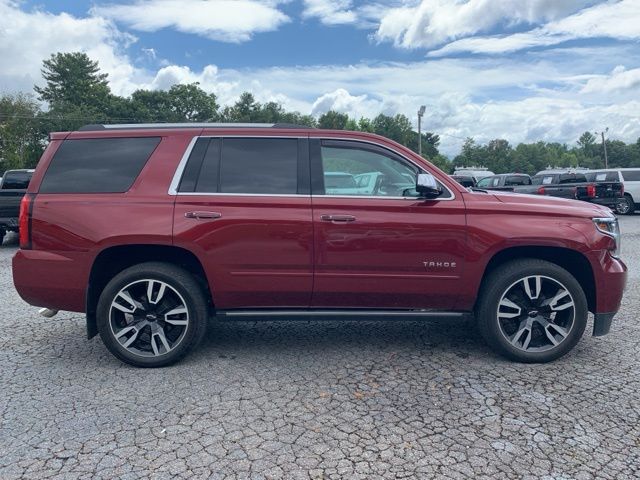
[522,276,542,300]
[151,329,172,356]
[112,290,139,314]
[509,322,532,349]
[115,325,141,348]
[545,289,574,312]
[147,280,167,305]
[164,306,188,325]
[498,298,522,319]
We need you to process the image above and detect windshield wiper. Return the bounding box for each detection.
[469,187,489,193]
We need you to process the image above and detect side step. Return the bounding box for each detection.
[215,309,468,322]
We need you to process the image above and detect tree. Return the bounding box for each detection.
[34,52,110,108]
[318,110,349,129]
[167,83,219,121]
[0,93,45,172]
[221,92,260,122]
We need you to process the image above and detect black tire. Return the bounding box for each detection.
[97,262,208,368]
[616,194,635,215]
[476,259,588,363]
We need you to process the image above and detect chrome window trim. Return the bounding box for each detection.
[168,134,457,201]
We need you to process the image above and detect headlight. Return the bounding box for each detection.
[593,217,621,258]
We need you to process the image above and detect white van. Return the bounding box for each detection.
[585,168,640,215]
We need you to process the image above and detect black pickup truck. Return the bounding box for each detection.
[0,169,33,245]
[477,172,623,209]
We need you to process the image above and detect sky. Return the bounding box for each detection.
[1,0,639,156]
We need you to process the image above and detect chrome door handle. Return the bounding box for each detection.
[184,211,222,220]
[320,214,356,223]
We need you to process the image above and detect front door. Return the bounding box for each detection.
[173,136,313,308]
[310,139,466,310]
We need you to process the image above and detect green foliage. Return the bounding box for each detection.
[34,52,110,108]
[4,51,640,176]
[0,93,45,173]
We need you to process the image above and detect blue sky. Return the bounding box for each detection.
[1,0,639,155]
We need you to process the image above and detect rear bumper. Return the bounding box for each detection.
[12,249,87,312]
[587,198,621,208]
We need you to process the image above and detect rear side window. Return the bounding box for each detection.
[1,171,32,189]
[622,170,640,181]
[39,137,160,193]
[559,174,586,184]
[183,137,299,194]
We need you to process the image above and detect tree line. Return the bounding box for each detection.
[1,52,639,176]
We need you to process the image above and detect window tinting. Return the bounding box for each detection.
[622,170,640,181]
[506,176,531,186]
[178,138,210,192]
[194,139,221,193]
[218,138,298,194]
[476,177,493,188]
[1,171,32,189]
[40,137,160,193]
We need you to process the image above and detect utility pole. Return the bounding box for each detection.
[417,105,426,156]
[600,128,609,169]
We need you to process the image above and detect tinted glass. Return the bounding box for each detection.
[194,139,222,193]
[178,138,210,192]
[585,171,618,182]
[40,137,160,193]
[622,170,640,181]
[506,176,530,186]
[1,171,32,189]
[218,138,298,194]
[532,175,555,185]
[559,174,586,184]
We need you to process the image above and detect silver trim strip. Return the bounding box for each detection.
[105,123,276,129]
[219,310,465,318]
[168,136,198,195]
[168,135,457,201]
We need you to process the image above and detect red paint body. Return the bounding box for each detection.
[12,127,627,321]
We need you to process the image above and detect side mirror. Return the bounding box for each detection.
[416,173,442,198]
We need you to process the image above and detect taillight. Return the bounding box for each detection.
[537,186,545,195]
[19,193,35,249]
[586,184,596,198]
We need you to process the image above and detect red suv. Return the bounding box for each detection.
[13,123,627,367]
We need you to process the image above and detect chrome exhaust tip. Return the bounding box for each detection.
[39,308,59,318]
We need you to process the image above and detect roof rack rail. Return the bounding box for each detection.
[78,122,313,131]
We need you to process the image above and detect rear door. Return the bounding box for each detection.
[172,135,313,309]
[620,170,640,202]
[309,138,466,310]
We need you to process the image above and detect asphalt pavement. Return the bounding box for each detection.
[1,215,639,479]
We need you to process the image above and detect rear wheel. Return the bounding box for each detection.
[476,259,588,363]
[616,194,635,215]
[97,262,208,367]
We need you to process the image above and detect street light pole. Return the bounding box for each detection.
[417,105,426,157]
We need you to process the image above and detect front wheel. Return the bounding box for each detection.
[476,259,588,363]
[616,195,635,215]
[97,262,208,367]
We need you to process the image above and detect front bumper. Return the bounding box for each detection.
[589,251,627,336]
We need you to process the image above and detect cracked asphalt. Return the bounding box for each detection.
[1,215,639,479]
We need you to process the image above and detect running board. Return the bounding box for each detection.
[215,309,468,321]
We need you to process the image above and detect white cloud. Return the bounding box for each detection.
[581,66,640,94]
[302,0,357,25]
[374,0,594,49]
[429,0,640,56]
[92,0,290,43]
[0,0,143,97]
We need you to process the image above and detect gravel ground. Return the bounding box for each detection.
[1,216,639,479]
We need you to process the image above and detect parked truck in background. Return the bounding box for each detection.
[0,169,34,245]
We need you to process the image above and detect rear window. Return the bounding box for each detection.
[559,174,586,184]
[39,137,160,193]
[506,175,530,186]
[585,171,618,182]
[1,171,32,189]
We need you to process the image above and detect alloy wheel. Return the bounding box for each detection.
[497,275,575,353]
[109,279,189,357]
